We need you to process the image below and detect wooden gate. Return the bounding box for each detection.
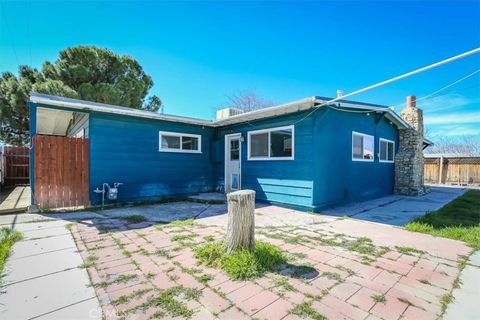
[33,135,89,209]
[1,146,30,185]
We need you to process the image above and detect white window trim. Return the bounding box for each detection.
[379,138,395,163]
[247,125,294,161]
[352,131,374,162]
[159,131,202,153]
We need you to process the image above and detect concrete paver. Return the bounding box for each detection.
[0,186,476,319]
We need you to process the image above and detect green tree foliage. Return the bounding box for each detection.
[0,46,162,146]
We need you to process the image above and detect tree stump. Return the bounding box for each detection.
[226,190,256,254]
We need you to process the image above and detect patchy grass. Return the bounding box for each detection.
[171,234,193,242]
[0,228,23,280]
[274,277,297,292]
[170,218,195,226]
[140,286,201,318]
[195,241,287,280]
[79,255,98,268]
[440,293,454,314]
[290,301,327,320]
[372,294,386,303]
[155,249,172,259]
[405,190,480,249]
[95,274,138,288]
[395,246,425,256]
[111,288,152,305]
[197,273,214,284]
[119,215,147,224]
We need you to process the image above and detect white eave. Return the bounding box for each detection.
[29,93,434,146]
[30,93,212,127]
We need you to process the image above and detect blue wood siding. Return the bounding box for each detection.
[312,109,398,209]
[215,112,316,208]
[89,112,215,205]
[30,102,400,210]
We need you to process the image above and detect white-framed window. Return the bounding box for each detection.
[379,138,395,163]
[352,131,374,162]
[159,131,201,153]
[247,125,294,160]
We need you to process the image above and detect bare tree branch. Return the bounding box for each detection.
[425,135,480,156]
[225,90,274,112]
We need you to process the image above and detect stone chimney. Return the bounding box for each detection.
[394,95,425,196]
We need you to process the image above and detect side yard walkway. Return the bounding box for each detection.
[0,186,31,214]
[0,214,101,319]
[323,186,466,226]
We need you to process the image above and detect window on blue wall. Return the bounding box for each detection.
[248,125,294,160]
[352,131,374,162]
[379,138,395,163]
[159,131,201,153]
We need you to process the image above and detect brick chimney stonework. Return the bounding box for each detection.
[394,96,426,196]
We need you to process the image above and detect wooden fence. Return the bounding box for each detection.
[424,157,480,185]
[0,146,30,186]
[33,135,89,209]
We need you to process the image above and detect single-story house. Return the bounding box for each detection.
[28,93,431,211]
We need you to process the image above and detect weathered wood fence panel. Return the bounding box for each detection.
[33,135,89,209]
[424,157,480,185]
[0,146,30,185]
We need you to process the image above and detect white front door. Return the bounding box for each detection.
[225,134,241,193]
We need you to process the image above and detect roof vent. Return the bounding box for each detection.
[336,89,343,98]
[216,107,244,120]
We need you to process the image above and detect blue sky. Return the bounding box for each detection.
[1,1,479,141]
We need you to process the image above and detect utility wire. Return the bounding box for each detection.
[393,68,480,109]
[290,47,480,125]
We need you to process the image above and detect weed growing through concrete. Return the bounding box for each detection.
[274,276,297,292]
[290,301,327,320]
[95,274,138,288]
[140,286,201,319]
[195,241,287,280]
[155,249,172,259]
[440,293,454,314]
[372,294,386,303]
[170,218,195,226]
[119,215,147,224]
[79,255,98,268]
[111,288,153,305]
[197,274,214,284]
[395,246,425,256]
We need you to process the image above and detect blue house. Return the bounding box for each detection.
[29,93,430,211]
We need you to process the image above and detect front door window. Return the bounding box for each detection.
[226,135,241,193]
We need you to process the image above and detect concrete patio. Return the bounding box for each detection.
[0,186,476,320]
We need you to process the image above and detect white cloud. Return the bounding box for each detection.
[424,112,480,125]
[426,124,480,138]
[418,93,472,113]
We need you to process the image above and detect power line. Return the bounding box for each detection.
[291,47,480,125]
[393,68,480,109]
